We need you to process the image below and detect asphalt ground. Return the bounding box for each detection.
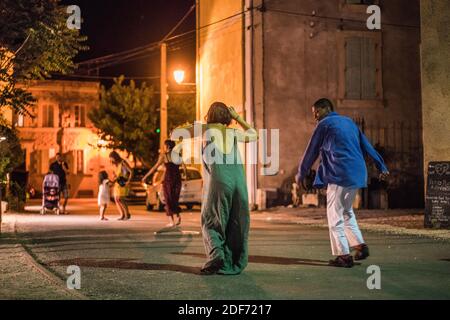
[1,199,449,299]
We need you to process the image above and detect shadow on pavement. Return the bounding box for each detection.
[171,252,361,267]
[44,257,203,275]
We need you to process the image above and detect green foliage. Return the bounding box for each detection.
[0,0,87,115]
[88,77,161,166]
[88,77,196,166]
[168,94,196,131]
[0,124,24,181]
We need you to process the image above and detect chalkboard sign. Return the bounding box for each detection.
[425,162,450,229]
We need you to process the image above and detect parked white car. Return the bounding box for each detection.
[145,166,202,211]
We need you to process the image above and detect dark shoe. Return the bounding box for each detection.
[328,255,354,268]
[353,244,370,261]
[200,257,224,275]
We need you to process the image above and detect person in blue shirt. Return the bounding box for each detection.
[296,98,389,268]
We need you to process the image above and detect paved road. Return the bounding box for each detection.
[7,199,450,299]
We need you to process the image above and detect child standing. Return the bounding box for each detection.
[98,171,111,221]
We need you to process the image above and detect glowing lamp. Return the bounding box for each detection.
[174,70,185,84]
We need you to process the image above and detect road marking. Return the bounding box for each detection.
[154,230,200,236]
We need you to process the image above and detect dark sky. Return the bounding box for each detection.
[60,0,196,86]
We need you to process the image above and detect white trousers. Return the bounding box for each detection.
[327,184,365,256]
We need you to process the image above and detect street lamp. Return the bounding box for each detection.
[174,70,185,85]
[173,69,196,86]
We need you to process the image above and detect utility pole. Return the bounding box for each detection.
[160,42,168,149]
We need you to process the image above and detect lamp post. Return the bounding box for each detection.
[0,136,6,233]
[160,43,168,150]
[159,65,196,149]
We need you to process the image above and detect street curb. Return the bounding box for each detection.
[252,214,450,242]
[8,215,89,300]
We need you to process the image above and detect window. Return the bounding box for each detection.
[76,150,84,174]
[12,112,24,127]
[42,105,54,127]
[74,105,86,127]
[337,32,383,108]
[340,0,378,13]
[346,0,375,4]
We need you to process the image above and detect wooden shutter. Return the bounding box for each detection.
[42,105,48,127]
[48,105,54,127]
[361,37,376,99]
[80,106,86,127]
[345,37,362,99]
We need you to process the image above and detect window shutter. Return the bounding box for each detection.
[80,106,86,127]
[42,105,48,127]
[48,105,54,127]
[361,37,377,99]
[345,37,362,99]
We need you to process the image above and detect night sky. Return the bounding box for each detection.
[59,0,196,87]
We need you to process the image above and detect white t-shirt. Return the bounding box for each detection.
[98,179,110,206]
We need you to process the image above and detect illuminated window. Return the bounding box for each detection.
[74,105,86,127]
[12,112,24,127]
[42,105,54,127]
[76,150,84,174]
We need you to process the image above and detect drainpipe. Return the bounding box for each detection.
[245,0,257,209]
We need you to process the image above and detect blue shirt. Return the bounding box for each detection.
[297,112,388,189]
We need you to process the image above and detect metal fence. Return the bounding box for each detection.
[354,117,424,208]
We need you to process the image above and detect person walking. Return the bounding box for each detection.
[173,102,258,275]
[296,98,389,268]
[49,153,69,214]
[142,140,186,227]
[109,151,132,220]
[98,171,111,221]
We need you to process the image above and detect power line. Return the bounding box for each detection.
[265,8,420,29]
[61,74,160,80]
[161,4,196,42]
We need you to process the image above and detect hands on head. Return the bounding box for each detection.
[227,106,240,120]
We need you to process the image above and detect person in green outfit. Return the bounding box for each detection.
[172,102,258,275]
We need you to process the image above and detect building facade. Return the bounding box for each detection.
[197,0,423,208]
[10,80,111,198]
[420,0,450,179]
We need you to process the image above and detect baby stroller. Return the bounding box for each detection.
[41,172,61,215]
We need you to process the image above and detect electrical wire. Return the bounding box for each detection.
[60,74,160,80]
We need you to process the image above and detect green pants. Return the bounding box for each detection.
[201,141,250,275]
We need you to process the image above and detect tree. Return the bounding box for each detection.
[0,0,87,116]
[168,93,196,131]
[89,77,197,167]
[0,117,24,218]
[0,123,23,180]
[88,77,161,166]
